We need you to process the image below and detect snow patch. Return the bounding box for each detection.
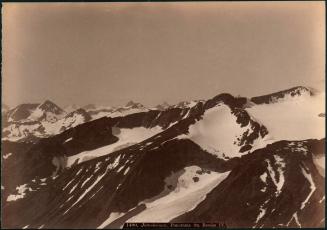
[255,198,271,225]
[62,179,74,190]
[94,162,102,173]
[255,206,266,223]
[3,152,12,160]
[260,172,267,183]
[287,212,302,227]
[265,155,285,196]
[42,112,85,135]
[7,184,28,202]
[76,168,83,176]
[97,212,125,229]
[64,137,73,143]
[28,108,45,121]
[91,107,149,120]
[81,177,92,187]
[260,172,268,192]
[2,123,42,141]
[117,165,124,173]
[300,166,316,210]
[127,166,230,222]
[66,126,162,166]
[123,167,130,175]
[69,184,78,194]
[319,196,325,203]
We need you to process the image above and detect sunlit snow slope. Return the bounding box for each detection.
[246,92,324,141]
[66,126,163,166]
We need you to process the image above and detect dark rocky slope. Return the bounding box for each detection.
[172,139,325,228]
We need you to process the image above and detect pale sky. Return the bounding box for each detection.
[2,2,325,108]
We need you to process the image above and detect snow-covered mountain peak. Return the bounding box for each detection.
[27,100,66,123]
[6,103,40,122]
[65,108,90,118]
[125,101,145,109]
[155,102,170,111]
[251,86,314,105]
[172,100,204,109]
[38,100,65,115]
[246,86,324,141]
[177,102,268,159]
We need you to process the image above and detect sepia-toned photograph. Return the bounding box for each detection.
[1,2,325,229]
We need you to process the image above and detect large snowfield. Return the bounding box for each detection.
[246,92,325,141]
[175,91,324,161]
[97,166,230,228]
[177,104,263,158]
[66,126,163,167]
[127,166,230,222]
[90,108,149,120]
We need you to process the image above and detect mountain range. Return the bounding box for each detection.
[1,86,325,228]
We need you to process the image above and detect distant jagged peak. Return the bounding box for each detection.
[6,103,40,122]
[172,99,204,109]
[155,101,171,110]
[65,108,91,119]
[125,100,145,109]
[38,100,65,115]
[204,93,247,110]
[282,86,313,95]
[22,100,66,123]
[12,103,40,111]
[177,101,194,108]
[251,86,314,105]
